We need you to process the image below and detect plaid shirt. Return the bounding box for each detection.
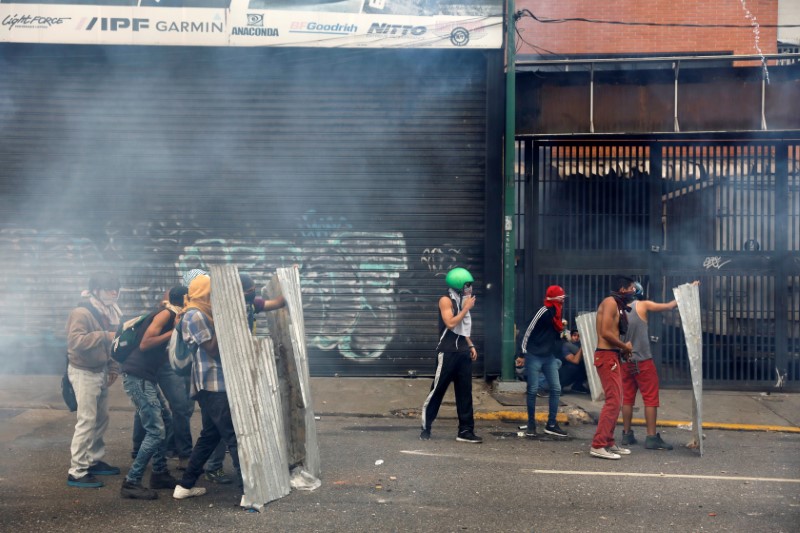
[181,309,225,396]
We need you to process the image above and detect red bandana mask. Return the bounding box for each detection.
[544,285,566,332]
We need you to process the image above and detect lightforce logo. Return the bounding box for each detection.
[289,21,357,35]
[83,17,223,33]
[231,13,279,36]
[2,14,70,30]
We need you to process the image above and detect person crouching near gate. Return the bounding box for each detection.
[419,267,482,443]
[173,274,243,500]
[120,286,188,499]
[515,285,569,438]
[590,276,636,460]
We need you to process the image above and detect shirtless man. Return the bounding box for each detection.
[589,276,636,460]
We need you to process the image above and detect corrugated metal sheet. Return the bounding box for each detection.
[673,282,704,455]
[210,265,291,508]
[574,312,603,402]
[0,44,492,377]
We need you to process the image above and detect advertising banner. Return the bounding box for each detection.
[0,0,503,48]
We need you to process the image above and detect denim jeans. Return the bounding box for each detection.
[67,365,110,478]
[178,391,241,489]
[538,358,562,390]
[123,374,169,484]
[524,354,562,427]
[132,363,194,459]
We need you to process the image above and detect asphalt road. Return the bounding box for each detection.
[1,410,798,532]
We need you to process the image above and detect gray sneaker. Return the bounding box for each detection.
[621,430,637,445]
[589,447,621,460]
[645,432,674,450]
[608,444,631,455]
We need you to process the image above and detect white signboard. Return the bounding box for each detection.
[0,0,503,48]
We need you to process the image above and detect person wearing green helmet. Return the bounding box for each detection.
[419,267,482,444]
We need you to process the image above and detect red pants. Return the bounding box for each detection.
[591,350,623,449]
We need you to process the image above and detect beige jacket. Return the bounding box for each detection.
[66,306,120,374]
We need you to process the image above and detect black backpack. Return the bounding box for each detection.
[111,310,158,363]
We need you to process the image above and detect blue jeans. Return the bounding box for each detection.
[132,363,194,459]
[538,358,562,390]
[524,354,562,427]
[123,374,169,483]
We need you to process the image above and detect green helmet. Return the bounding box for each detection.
[445,267,474,291]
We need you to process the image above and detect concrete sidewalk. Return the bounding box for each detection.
[0,375,797,433]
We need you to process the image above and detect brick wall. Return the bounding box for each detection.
[515,0,779,57]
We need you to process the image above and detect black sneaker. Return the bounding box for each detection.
[204,468,233,484]
[419,429,431,440]
[67,473,104,488]
[121,480,158,500]
[543,423,568,438]
[88,461,120,476]
[621,430,638,446]
[150,470,178,490]
[456,431,483,444]
[645,432,674,450]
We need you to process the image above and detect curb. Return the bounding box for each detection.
[476,411,799,434]
[625,417,800,434]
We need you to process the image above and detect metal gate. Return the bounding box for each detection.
[515,133,800,391]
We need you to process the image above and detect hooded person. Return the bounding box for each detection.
[514,284,570,438]
[172,273,243,501]
[419,267,482,444]
[66,271,123,488]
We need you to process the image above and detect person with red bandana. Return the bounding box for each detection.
[515,285,569,438]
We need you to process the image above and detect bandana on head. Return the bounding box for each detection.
[184,275,213,325]
[544,285,566,332]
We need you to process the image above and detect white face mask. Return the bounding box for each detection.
[97,289,119,306]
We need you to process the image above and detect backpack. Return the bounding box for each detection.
[111,310,157,363]
[168,316,196,376]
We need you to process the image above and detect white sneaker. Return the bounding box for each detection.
[173,485,207,500]
[590,446,621,460]
[609,445,631,455]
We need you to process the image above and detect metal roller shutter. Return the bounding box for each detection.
[0,43,494,376]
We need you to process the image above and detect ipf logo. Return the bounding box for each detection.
[247,13,263,27]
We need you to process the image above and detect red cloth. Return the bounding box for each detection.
[591,350,623,448]
[544,285,565,332]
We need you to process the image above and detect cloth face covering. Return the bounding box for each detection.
[544,285,566,332]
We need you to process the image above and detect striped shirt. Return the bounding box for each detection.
[182,308,225,396]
